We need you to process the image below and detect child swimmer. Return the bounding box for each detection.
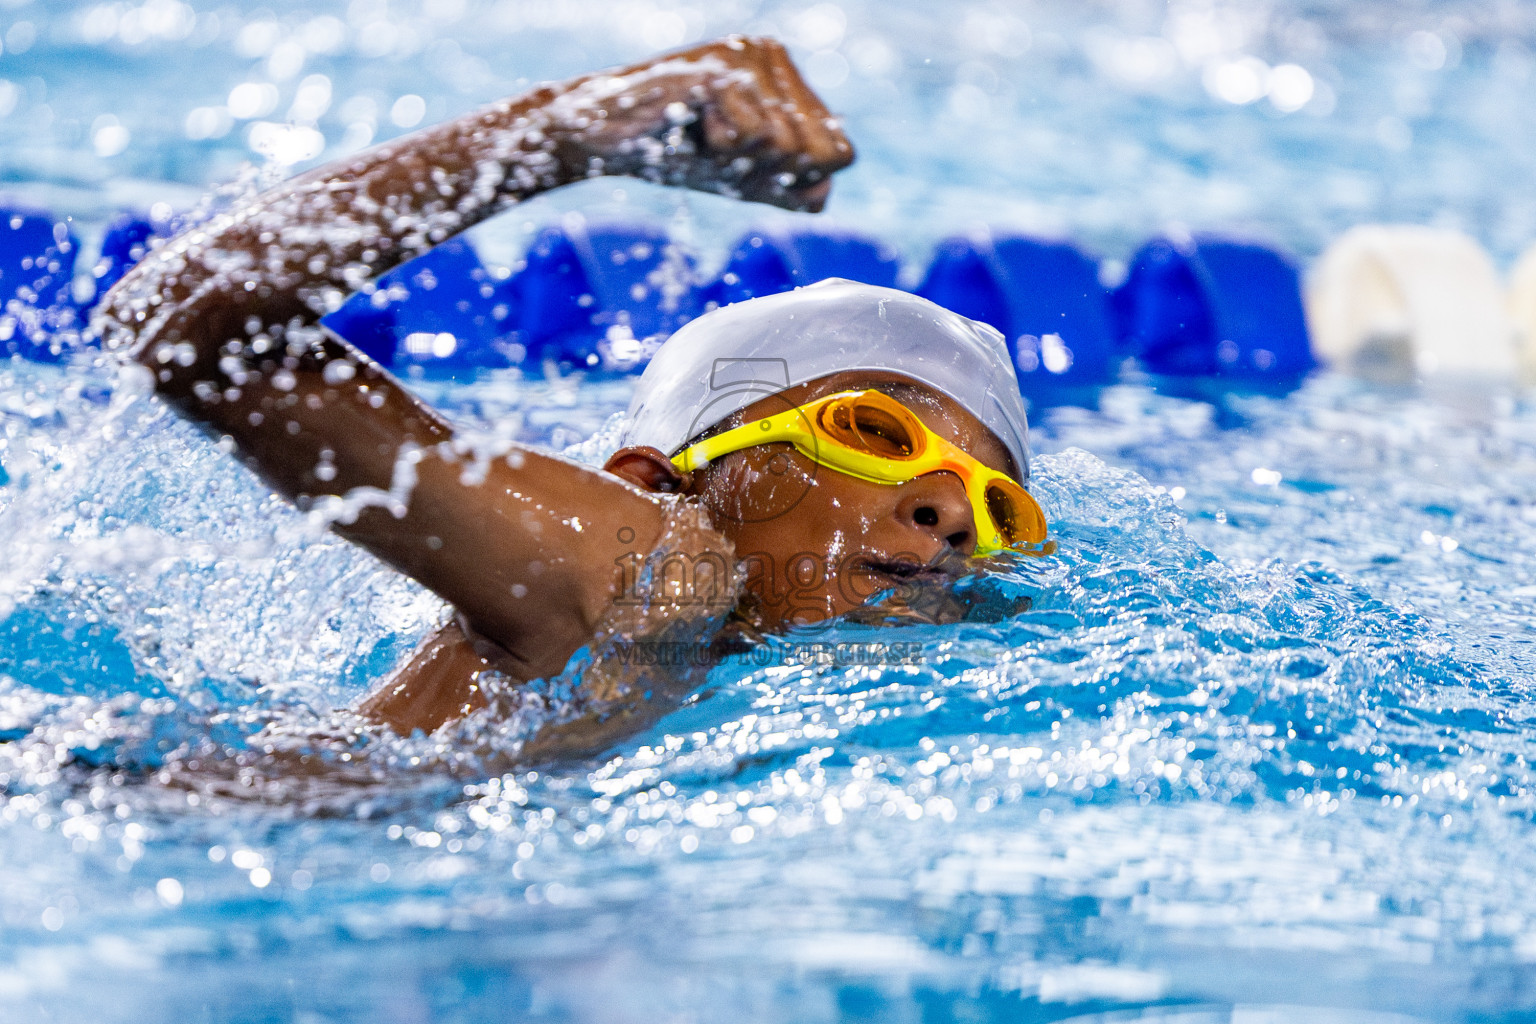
[100,38,1051,759]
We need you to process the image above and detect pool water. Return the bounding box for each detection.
[7,2,1536,1022]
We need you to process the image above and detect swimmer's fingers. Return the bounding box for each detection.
[696,107,834,213]
[696,38,854,211]
[757,36,854,176]
[559,37,853,210]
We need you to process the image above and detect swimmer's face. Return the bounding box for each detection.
[607,371,1017,629]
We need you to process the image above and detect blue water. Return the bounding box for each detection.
[7,2,1536,1021]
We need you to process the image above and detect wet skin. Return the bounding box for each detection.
[363,369,1017,738]
[604,369,1017,630]
[102,37,1016,748]
[104,37,851,739]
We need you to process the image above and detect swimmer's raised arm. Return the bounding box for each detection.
[98,38,853,716]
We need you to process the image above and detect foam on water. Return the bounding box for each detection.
[5,355,1536,1020]
[7,0,1536,1019]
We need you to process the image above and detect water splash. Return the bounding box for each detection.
[6,331,1536,1024]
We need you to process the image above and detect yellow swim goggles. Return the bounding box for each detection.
[672,389,1051,556]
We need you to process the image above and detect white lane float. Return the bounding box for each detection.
[1507,243,1536,381]
[1306,225,1518,383]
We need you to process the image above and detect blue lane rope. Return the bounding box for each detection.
[2,203,1317,401]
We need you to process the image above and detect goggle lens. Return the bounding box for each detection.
[984,477,1046,547]
[820,396,921,460]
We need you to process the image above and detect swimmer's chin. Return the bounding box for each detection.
[736,550,1025,632]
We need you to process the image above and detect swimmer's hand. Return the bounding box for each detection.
[556,36,855,212]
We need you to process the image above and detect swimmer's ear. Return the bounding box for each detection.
[604,446,692,494]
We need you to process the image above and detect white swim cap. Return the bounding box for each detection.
[620,279,1033,479]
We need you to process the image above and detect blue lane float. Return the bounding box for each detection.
[1,207,83,361]
[701,227,901,309]
[1112,234,1315,386]
[324,218,707,376]
[91,212,163,300]
[322,237,513,369]
[916,235,1119,404]
[6,203,1324,402]
[508,217,701,374]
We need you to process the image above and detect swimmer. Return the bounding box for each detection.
[100,37,1050,760]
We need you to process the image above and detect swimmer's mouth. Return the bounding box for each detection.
[847,549,1034,628]
[861,558,926,581]
[845,552,975,627]
[857,551,970,586]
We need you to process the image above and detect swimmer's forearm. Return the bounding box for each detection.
[94,38,837,674]
[95,37,845,580]
[100,38,848,374]
[335,446,679,678]
[93,77,629,387]
[99,39,849,495]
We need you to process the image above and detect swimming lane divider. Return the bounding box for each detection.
[2,203,1337,400]
[1306,225,1516,384]
[1,207,176,361]
[700,227,901,308]
[0,208,84,363]
[93,212,165,299]
[1512,244,1536,382]
[1112,234,1315,388]
[510,218,701,374]
[917,235,1120,406]
[320,236,513,369]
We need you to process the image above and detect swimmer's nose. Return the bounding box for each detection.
[896,472,977,556]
